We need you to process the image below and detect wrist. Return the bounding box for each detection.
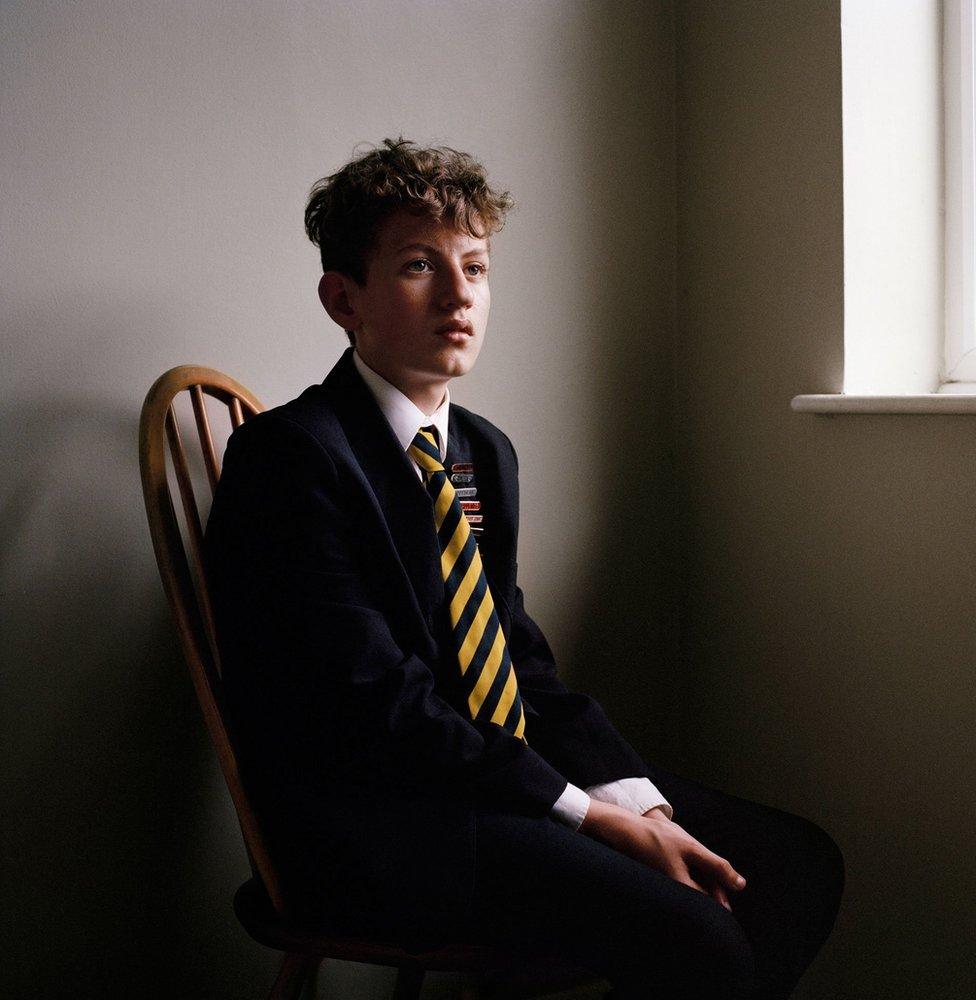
[642,805,671,821]
[580,797,632,837]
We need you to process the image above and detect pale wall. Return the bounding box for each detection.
[675,3,975,998]
[0,2,676,997]
[6,2,964,998]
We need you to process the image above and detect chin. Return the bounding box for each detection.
[446,356,477,378]
[436,344,480,378]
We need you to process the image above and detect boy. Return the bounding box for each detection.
[204,138,843,999]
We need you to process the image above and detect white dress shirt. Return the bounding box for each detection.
[351,350,674,828]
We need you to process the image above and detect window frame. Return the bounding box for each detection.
[944,0,976,384]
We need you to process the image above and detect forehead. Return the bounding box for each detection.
[373,209,490,257]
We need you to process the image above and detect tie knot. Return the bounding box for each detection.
[409,425,444,473]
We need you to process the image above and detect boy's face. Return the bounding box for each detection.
[339,209,491,406]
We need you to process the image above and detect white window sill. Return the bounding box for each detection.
[792,389,976,414]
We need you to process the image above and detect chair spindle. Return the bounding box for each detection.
[191,383,221,493]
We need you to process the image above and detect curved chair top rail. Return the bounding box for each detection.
[138,364,288,914]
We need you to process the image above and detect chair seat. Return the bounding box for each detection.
[234,877,600,988]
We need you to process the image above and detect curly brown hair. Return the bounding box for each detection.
[304,136,514,285]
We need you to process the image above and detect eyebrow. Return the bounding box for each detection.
[395,242,488,257]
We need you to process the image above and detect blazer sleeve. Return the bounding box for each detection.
[500,435,652,788]
[204,413,568,817]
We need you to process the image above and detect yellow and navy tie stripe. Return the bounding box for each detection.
[408,426,527,741]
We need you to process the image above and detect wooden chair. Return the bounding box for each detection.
[138,365,600,1000]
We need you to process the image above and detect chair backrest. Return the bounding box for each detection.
[138,365,288,914]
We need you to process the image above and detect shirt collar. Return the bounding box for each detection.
[352,349,450,458]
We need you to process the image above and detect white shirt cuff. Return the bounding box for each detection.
[585,776,673,821]
[549,781,591,830]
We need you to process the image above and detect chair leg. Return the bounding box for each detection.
[391,966,425,1000]
[268,953,318,1000]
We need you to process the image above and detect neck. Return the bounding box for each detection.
[400,379,448,415]
[356,352,448,414]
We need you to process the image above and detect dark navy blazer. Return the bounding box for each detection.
[204,347,651,946]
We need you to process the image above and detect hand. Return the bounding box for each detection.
[581,799,746,911]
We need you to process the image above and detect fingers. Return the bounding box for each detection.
[712,884,731,911]
[684,866,733,911]
[697,848,747,893]
[678,867,733,911]
[676,872,707,894]
[666,859,705,894]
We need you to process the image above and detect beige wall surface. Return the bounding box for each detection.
[1,1,675,997]
[675,3,975,999]
[5,1,971,997]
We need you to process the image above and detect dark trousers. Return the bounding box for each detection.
[469,764,845,1000]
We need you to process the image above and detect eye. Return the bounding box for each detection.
[466,262,488,276]
[406,258,433,273]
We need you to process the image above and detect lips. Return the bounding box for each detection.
[435,322,473,336]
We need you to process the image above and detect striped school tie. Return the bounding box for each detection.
[408,425,527,741]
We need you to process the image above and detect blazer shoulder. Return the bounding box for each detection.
[224,383,343,475]
[262,382,342,438]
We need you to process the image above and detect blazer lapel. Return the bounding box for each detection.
[446,410,517,633]
[322,350,444,624]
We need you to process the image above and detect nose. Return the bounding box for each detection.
[439,262,475,310]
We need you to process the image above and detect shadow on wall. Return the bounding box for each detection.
[0,399,274,998]
[558,1,683,773]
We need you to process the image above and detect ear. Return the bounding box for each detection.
[318,272,361,333]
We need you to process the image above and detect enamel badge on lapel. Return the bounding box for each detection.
[452,463,483,536]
